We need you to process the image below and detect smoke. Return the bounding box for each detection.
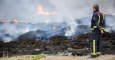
[49,0,115,17]
[0,22,37,42]
[0,0,114,23]
[0,0,115,41]
[48,0,115,36]
[0,0,63,23]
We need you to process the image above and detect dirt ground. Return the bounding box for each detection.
[0,54,46,60]
[0,55,115,60]
[42,55,115,60]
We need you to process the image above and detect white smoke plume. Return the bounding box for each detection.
[48,0,115,36]
[0,0,114,23]
[0,0,115,41]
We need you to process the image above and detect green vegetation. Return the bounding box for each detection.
[32,54,46,60]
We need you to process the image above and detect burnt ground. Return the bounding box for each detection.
[0,32,115,57]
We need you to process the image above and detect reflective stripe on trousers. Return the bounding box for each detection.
[91,29,101,55]
[91,40,97,55]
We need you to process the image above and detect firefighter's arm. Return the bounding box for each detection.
[101,15,105,34]
[101,14,106,31]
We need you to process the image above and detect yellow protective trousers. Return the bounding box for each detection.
[90,29,101,55]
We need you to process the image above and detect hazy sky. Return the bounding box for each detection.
[0,0,114,23]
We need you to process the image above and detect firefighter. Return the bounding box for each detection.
[90,4,105,57]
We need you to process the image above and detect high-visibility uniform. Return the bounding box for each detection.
[91,11,105,56]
